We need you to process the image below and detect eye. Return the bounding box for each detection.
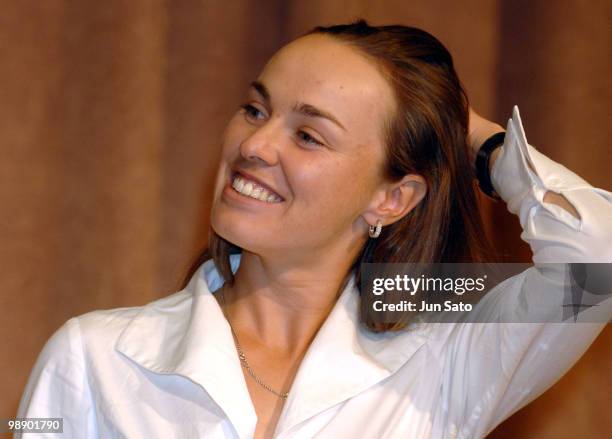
[296,130,324,148]
[240,103,266,122]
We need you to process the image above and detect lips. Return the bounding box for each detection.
[229,169,284,202]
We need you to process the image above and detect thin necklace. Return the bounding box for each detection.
[217,286,289,400]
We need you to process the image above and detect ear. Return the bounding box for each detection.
[362,174,427,228]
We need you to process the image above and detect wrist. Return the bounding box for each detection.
[471,123,506,152]
[475,131,506,200]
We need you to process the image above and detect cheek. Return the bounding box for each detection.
[287,154,375,215]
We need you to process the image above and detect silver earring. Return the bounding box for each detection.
[369,219,382,238]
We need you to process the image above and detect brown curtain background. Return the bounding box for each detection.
[1,1,610,437]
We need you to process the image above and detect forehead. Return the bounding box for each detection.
[257,34,395,137]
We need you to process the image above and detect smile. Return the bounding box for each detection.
[231,173,283,203]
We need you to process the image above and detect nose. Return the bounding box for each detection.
[239,120,282,166]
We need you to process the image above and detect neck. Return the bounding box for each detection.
[217,241,363,359]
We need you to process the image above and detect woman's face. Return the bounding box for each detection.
[210,34,401,258]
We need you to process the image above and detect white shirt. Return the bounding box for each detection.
[17,105,612,438]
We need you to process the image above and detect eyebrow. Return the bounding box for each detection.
[249,80,346,131]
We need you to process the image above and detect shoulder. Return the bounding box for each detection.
[18,283,202,423]
[40,289,194,366]
[77,289,194,350]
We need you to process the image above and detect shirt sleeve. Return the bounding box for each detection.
[491,105,612,262]
[15,317,98,438]
[441,105,612,439]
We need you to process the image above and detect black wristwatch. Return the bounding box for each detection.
[475,131,506,200]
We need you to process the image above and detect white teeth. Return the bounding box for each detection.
[231,174,282,203]
[235,178,245,192]
[251,186,262,199]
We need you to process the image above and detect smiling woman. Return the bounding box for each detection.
[16,19,612,439]
[204,22,489,337]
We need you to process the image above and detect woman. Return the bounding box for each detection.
[17,20,611,438]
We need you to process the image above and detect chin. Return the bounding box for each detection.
[210,212,268,254]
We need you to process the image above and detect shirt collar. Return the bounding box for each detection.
[115,253,430,437]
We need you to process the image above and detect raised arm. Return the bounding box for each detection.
[438,105,612,438]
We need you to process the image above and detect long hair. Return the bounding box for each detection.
[181,19,494,331]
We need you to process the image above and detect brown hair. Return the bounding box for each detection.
[181,19,494,331]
